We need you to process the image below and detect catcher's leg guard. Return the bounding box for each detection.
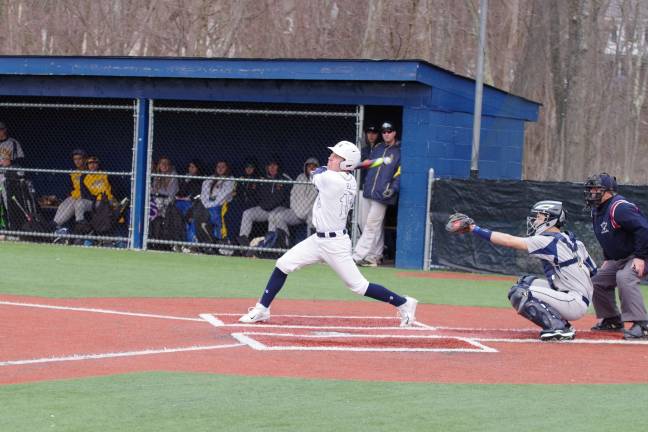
[508,279,569,330]
[507,275,537,312]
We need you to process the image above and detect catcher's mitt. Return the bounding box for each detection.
[445,212,474,234]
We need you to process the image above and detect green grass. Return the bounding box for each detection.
[0,242,515,307]
[3,241,648,431]
[1,372,648,432]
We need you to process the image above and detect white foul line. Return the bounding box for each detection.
[200,313,224,327]
[0,300,203,322]
[472,337,648,345]
[0,343,244,367]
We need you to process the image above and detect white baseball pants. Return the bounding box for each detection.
[276,233,369,295]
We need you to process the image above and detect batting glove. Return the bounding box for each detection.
[312,166,327,175]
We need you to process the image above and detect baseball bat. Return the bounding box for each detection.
[355,156,393,170]
[11,195,33,222]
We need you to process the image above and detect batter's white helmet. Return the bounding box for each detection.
[328,140,361,171]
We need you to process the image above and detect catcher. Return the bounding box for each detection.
[446,201,597,341]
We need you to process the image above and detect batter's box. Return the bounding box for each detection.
[207,313,431,329]
[230,332,497,353]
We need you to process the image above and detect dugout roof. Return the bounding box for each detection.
[0,56,540,269]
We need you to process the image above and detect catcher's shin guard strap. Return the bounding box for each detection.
[472,225,492,241]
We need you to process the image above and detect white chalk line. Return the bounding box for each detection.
[473,337,648,345]
[200,313,224,327]
[230,332,498,353]
[0,343,245,367]
[4,301,643,349]
[0,300,202,322]
[207,312,434,330]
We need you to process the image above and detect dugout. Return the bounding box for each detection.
[0,56,540,268]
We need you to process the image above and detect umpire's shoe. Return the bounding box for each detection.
[623,321,648,340]
[397,296,418,327]
[591,316,624,332]
[239,303,271,323]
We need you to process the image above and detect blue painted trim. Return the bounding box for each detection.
[0,56,540,119]
[132,98,149,249]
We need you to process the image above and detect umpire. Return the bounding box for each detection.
[585,173,648,340]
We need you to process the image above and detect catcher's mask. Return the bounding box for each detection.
[526,200,566,236]
[584,173,617,208]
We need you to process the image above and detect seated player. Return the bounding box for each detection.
[446,201,597,341]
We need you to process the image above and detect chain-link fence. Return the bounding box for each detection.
[0,98,363,257]
[0,98,136,247]
[145,100,361,257]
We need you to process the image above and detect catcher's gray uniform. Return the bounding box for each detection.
[523,232,596,320]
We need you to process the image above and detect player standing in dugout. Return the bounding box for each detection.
[238,140,418,326]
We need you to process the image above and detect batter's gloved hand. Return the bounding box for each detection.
[312,166,327,175]
[445,212,474,234]
[382,188,394,199]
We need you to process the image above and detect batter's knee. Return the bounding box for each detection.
[346,278,369,296]
[276,255,297,274]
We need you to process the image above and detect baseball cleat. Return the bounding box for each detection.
[239,303,271,323]
[591,316,624,332]
[623,321,648,340]
[539,327,575,341]
[397,296,418,327]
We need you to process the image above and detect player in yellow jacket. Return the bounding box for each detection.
[81,156,113,201]
[54,149,94,229]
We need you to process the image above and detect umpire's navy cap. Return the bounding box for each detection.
[598,173,618,191]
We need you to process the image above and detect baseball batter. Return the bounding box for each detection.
[447,201,597,341]
[239,141,418,326]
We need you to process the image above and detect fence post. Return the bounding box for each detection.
[130,98,149,249]
[423,168,435,270]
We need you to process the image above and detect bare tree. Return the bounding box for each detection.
[0,0,647,183]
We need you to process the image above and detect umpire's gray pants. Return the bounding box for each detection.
[591,257,648,322]
[53,197,94,227]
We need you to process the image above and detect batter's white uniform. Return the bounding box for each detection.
[276,169,369,295]
[524,232,595,320]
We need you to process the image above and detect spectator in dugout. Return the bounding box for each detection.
[192,159,235,243]
[80,156,114,203]
[227,157,261,244]
[173,159,205,243]
[237,157,292,253]
[357,124,382,255]
[150,156,179,220]
[0,147,30,230]
[53,149,93,233]
[0,121,25,166]
[352,121,401,267]
[266,156,319,246]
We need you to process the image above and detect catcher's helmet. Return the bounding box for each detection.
[526,200,566,236]
[584,173,617,208]
[328,140,361,171]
